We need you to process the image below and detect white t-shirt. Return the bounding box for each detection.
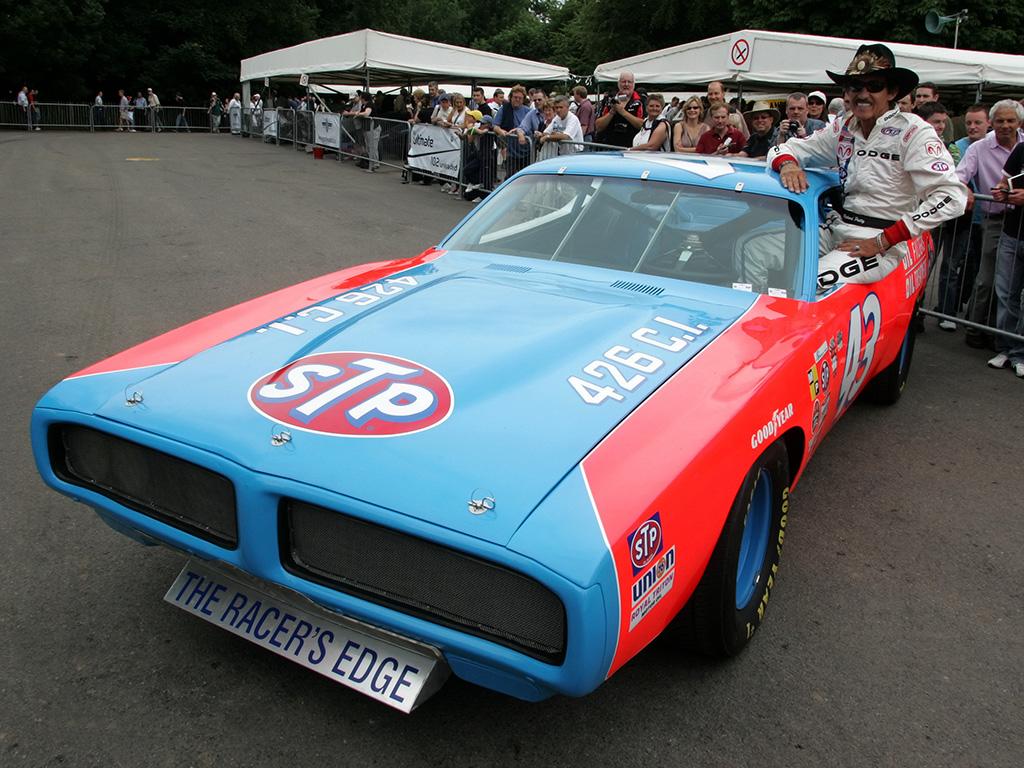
[544,111,584,152]
[431,105,454,125]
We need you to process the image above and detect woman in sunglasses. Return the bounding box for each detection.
[768,43,966,289]
[672,96,709,154]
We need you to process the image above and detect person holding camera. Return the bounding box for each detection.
[594,71,645,148]
[775,92,827,145]
[768,43,965,290]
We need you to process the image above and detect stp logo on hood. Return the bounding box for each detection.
[628,513,664,574]
[248,352,454,437]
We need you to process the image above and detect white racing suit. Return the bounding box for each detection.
[767,109,967,289]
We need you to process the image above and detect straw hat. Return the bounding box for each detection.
[743,101,780,123]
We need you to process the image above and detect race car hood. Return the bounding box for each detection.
[83,253,755,546]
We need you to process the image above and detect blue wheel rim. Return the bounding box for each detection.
[736,469,772,610]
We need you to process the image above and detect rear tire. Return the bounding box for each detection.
[865,311,918,405]
[678,441,790,657]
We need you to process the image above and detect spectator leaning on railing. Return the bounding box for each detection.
[521,98,555,159]
[450,93,468,127]
[627,94,671,152]
[955,99,1024,355]
[990,141,1024,378]
[431,93,453,126]
[491,85,532,176]
[540,95,584,155]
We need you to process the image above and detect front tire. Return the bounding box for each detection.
[679,441,790,657]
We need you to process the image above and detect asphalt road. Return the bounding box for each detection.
[2,131,1021,767]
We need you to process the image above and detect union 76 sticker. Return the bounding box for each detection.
[248,352,454,437]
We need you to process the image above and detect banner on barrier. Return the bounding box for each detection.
[408,123,461,179]
[315,113,341,148]
[263,110,278,138]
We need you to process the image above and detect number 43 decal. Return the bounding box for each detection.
[838,293,881,412]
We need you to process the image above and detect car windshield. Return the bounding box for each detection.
[443,174,805,297]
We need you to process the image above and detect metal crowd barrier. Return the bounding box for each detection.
[0,101,238,132]
[6,100,1019,350]
[922,193,1024,345]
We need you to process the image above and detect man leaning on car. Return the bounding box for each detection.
[769,43,965,290]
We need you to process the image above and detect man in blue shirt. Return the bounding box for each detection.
[491,86,533,176]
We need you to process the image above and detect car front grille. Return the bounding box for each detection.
[281,498,566,663]
[49,424,238,548]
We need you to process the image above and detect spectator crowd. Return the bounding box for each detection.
[8,73,1024,374]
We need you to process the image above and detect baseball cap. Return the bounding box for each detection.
[808,90,827,104]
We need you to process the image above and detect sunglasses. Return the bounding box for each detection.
[686,106,701,110]
[844,80,889,94]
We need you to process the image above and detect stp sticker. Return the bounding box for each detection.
[931,160,950,172]
[628,513,664,575]
[248,352,454,437]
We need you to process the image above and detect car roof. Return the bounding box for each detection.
[521,152,839,199]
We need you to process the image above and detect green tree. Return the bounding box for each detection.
[735,1,1024,55]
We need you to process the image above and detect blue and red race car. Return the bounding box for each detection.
[31,154,929,711]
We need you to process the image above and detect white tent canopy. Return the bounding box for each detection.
[594,30,1024,91]
[241,28,570,86]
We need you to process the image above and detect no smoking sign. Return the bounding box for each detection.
[728,34,753,71]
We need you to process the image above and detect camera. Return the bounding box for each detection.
[787,120,800,137]
[616,93,629,103]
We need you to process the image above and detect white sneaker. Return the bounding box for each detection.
[987,352,1010,369]
[938,319,956,331]
[1015,362,1024,378]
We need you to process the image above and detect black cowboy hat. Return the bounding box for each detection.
[826,43,919,99]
